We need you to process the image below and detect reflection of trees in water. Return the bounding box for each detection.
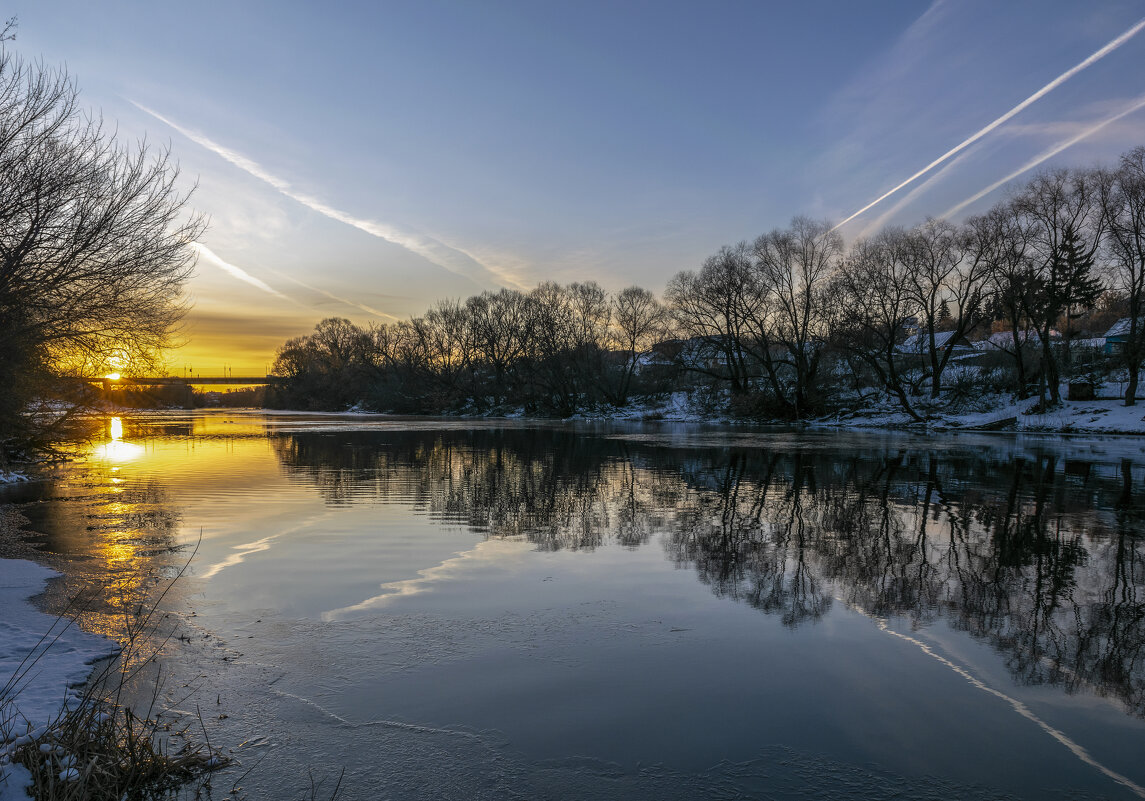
[271,430,674,550]
[272,428,1145,716]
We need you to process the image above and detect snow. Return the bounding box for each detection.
[0,559,119,800]
[813,394,1145,435]
[0,473,27,485]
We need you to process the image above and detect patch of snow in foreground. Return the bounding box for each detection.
[0,559,119,800]
[0,474,27,485]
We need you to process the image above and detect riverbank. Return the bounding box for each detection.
[0,507,120,800]
[0,491,226,800]
[557,391,1145,435]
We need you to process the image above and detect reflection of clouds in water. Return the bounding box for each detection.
[322,539,532,621]
[199,512,338,580]
[199,535,279,580]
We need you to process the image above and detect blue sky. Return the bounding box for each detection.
[15,0,1145,371]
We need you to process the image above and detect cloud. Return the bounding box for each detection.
[192,240,398,321]
[832,15,1145,231]
[132,101,509,288]
[263,267,400,321]
[941,93,1145,219]
[190,241,290,299]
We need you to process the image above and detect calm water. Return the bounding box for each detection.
[5,411,1145,800]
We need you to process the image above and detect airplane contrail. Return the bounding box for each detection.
[190,241,291,300]
[832,16,1145,232]
[133,101,505,288]
[942,93,1145,219]
[857,152,971,239]
[264,266,400,321]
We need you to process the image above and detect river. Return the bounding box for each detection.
[3,411,1145,800]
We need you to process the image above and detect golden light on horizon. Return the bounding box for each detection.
[105,372,122,381]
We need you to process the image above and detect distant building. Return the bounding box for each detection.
[976,329,1060,352]
[1103,318,1143,355]
[895,330,974,357]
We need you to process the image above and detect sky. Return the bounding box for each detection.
[13,0,1145,374]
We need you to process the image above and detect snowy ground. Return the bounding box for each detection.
[816,395,1145,434]
[0,560,119,800]
[580,389,1145,435]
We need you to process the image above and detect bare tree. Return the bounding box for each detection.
[750,217,842,416]
[833,228,923,420]
[466,289,529,407]
[665,243,759,395]
[1011,168,1108,406]
[0,49,203,456]
[966,206,1036,396]
[608,285,668,405]
[1105,147,1145,405]
[901,218,989,398]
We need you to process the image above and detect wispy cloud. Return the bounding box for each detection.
[190,241,290,299]
[832,15,1145,231]
[941,93,1145,219]
[264,266,400,321]
[191,240,398,320]
[133,101,508,288]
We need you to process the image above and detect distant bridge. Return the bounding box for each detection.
[81,375,283,391]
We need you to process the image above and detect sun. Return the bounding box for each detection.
[104,350,128,380]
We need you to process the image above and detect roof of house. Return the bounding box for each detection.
[896,330,965,354]
[977,329,1060,350]
[1104,317,1140,339]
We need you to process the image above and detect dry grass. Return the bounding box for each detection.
[1,536,231,800]
[6,699,225,800]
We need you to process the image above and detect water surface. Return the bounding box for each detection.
[6,411,1145,800]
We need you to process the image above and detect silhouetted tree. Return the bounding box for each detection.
[0,48,203,460]
[1105,148,1145,405]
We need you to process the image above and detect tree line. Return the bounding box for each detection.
[271,147,1145,418]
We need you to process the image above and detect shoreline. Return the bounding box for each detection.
[175,394,1145,437]
[0,509,121,800]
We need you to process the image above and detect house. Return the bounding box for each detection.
[976,329,1060,352]
[1103,318,1141,355]
[896,330,975,358]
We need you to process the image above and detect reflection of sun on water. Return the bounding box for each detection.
[91,416,145,463]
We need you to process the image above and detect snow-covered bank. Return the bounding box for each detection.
[562,391,1145,435]
[0,560,119,800]
[814,396,1145,435]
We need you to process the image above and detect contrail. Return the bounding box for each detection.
[942,93,1145,219]
[857,151,971,239]
[833,16,1145,231]
[265,266,400,321]
[132,101,503,287]
[190,241,290,300]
